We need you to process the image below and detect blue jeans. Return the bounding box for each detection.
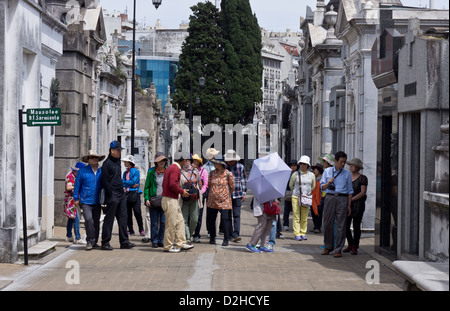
[66,211,81,240]
[150,207,165,244]
[268,219,277,246]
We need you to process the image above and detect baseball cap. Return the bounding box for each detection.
[110,140,124,150]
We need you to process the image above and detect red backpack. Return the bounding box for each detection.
[263,200,280,216]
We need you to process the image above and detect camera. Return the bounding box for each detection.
[328,183,336,191]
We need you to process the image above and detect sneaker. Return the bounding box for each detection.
[314,229,321,233]
[245,243,261,253]
[140,231,145,236]
[85,243,93,251]
[283,226,289,231]
[168,247,180,253]
[193,236,201,243]
[295,236,302,241]
[65,236,74,243]
[181,244,194,250]
[301,236,307,240]
[259,246,274,253]
[276,233,285,239]
[74,238,87,245]
[231,236,241,243]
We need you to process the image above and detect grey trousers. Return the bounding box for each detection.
[322,195,348,253]
[80,204,101,245]
[249,212,276,246]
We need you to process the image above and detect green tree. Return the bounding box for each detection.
[172,1,229,126]
[220,0,263,124]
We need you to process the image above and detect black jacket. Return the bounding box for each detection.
[102,154,124,199]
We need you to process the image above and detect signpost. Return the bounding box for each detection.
[26,108,61,127]
[19,107,61,265]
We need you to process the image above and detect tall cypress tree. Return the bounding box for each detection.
[172,2,229,126]
[221,0,263,124]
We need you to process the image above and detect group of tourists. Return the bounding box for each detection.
[280,151,367,257]
[63,142,367,257]
[64,141,138,250]
[63,142,248,253]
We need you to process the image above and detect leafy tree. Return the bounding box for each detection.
[172,1,229,126]
[220,0,263,124]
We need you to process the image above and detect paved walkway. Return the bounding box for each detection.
[0,195,403,291]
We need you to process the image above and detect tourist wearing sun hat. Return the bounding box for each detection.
[344,158,367,255]
[64,162,87,245]
[319,154,335,169]
[142,152,168,247]
[203,147,219,175]
[289,155,316,241]
[224,149,247,243]
[205,147,220,160]
[73,151,104,250]
[121,155,144,237]
[206,155,235,246]
[81,150,106,163]
[191,154,209,243]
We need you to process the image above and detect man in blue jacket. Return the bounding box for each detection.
[74,150,105,250]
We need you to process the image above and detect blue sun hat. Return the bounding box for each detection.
[71,162,86,171]
[210,155,227,167]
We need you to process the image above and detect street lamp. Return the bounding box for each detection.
[189,75,205,154]
[131,0,163,155]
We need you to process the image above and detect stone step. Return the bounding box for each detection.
[18,241,58,260]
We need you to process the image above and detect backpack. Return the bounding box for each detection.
[263,200,280,216]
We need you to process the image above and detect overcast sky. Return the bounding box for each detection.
[99,0,449,32]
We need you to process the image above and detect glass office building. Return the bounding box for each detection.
[136,57,179,109]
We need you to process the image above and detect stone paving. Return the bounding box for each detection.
[0,195,404,292]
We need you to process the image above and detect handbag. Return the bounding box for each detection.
[181,171,199,202]
[63,200,77,219]
[300,194,313,207]
[299,172,312,207]
[263,200,280,216]
[149,195,162,208]
[127,190,140,204]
